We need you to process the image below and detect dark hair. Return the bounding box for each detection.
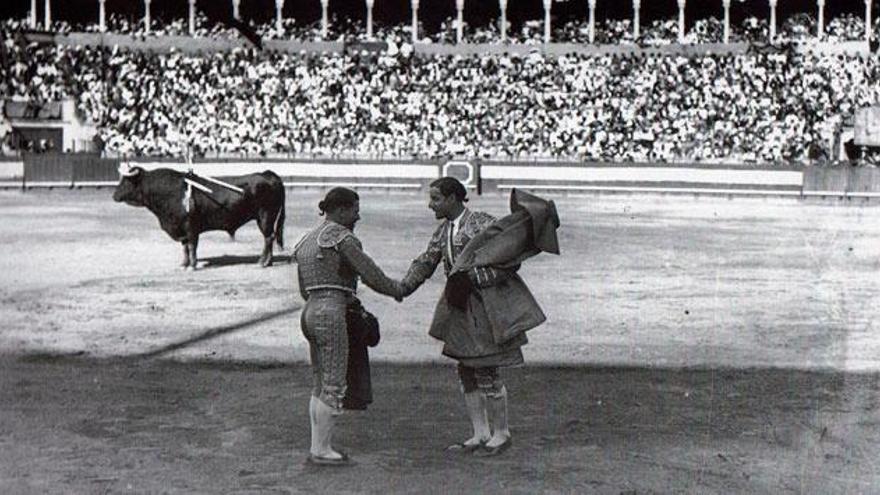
[430,177,468,202]
[318,187,359,215]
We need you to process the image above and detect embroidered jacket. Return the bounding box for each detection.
[294,220,405,300]
[400,209,526,365]
[402,208,496,289]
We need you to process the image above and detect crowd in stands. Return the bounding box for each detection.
[2,15,879,162]
[8,11,879,44]
[390,14,875,45]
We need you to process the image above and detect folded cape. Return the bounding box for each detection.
[450,188,560,275]
[430,189,561,351]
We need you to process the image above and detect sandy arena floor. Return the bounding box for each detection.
[0,189,878,493]
[1,189,878,370]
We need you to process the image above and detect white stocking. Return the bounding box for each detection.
[485,386,510,447]
[463,391,491,445]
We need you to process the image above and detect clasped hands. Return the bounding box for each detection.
[393,280,416,303]
[393,266,511,303]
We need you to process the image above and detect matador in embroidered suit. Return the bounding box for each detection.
[293,187,406,466]
[400,178,559,456]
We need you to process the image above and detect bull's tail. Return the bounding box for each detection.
[273,203,285,249]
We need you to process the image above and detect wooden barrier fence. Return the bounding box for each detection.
[6,154,880,199]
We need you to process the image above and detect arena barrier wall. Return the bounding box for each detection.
[14,156,444,189]
[480,161,806,197]
[0,157,24,184]
[23,152,74,187]
[848,167,880,196]
[129,158,442,190]
[19,152,119,188]
[13,154,880,199]
[802,165,880,198]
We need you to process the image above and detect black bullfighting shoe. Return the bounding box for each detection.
[445,439,488,453]
[473,437,512,457]
[305,451,354,467]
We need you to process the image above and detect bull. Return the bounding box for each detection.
[113,164,286,269]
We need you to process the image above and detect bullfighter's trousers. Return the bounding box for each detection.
[301,289,350,411]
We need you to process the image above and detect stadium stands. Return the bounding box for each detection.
[10,13,879,44]
[1,14,879,163]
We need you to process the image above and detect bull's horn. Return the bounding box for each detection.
[118,163,140,177]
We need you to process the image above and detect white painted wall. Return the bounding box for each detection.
[482,165,803,186]
[0,161,24,179]
[133,161,439,179]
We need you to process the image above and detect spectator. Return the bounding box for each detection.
[3,15,879,163]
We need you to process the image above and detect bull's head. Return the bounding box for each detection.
[112,162,145,205]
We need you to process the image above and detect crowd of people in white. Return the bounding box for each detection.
[2,14,879,162]
[4,11,877,44]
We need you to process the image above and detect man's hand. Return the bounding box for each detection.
[393,280,411,303]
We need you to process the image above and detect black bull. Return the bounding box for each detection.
[113,167,285,269]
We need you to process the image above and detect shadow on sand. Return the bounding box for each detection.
[199,254,292,268]
[130,306,298,360]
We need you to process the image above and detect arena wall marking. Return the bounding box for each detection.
[129,160,439,189]
[497,184,805,197]
[482,165,803,187]
[0,161,23,181]
[134,161,437,179]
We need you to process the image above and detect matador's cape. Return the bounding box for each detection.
[429,189,561,359]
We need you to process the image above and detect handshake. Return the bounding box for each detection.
[393,279,415,303]
[391,265,513,303]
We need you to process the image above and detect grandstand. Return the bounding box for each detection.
[1,1,879,167]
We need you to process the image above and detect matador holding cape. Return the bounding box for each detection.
[401,177,561,457]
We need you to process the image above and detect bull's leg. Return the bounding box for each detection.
[257,212,276,267]
[186,237,199,270]
[260,234,275,267]
[181,241,191,269]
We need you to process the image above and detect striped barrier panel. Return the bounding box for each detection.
[479,161,806,197]
[848,166,880,197]
[13,152,118,189]
[802,165,880,198]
